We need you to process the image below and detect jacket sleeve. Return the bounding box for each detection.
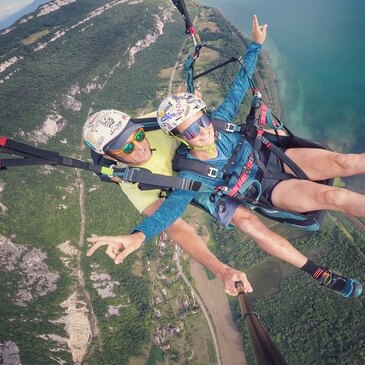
[211,42,262,122]
[131,189,196,241]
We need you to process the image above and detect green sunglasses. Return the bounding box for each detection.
[109,128,146,155]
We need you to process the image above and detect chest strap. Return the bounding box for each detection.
[172,153,224,179]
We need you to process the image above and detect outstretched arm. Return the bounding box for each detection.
[132,188,196,240]
[86,190,193,263]
[212,15,267,122]
[87,199,253,295]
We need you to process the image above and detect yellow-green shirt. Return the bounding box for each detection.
[119,129,178,213]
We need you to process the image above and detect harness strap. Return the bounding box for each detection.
[172,0,194,34]
[172,153,224,179]
[0,156,58,168]
[263,140,308,180]
[211,119,242,133]
[183,40,252,93]
[0,137,204,192]
[172,119,243,180]
[227,154,255,197]
[117,167,203,191]
[221,133,246,182]
[193,57,238,81]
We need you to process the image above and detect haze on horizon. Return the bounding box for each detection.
[0,0,33,21]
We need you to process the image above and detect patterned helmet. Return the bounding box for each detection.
[157,93,206,134]
[82,110,133,154]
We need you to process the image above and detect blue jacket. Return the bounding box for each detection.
[134,42,262,241]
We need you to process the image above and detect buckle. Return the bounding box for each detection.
[207,166,219,178]
[225,123,237,133]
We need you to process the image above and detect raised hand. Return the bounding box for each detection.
[252,14,268,44]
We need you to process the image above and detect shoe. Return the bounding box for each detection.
[317,269,363,299]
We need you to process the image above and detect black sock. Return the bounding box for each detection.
[301,259,347,292]
[300,259,327,280]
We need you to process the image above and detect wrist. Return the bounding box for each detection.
[212,263,231,280]
[132,230,146,244]
[251,41,263,47]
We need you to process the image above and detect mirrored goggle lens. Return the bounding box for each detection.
[182,114,212,140]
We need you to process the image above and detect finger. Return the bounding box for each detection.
[232,277,252,294]
[253,14,258,28]
[87,236,122,244]
[260,24,268,33]
[242,277,253,293]
[225,278,243,296]
[225,285,238,296]
[115,245,138,264]
[86,241,111,256]
[105,245,116,260]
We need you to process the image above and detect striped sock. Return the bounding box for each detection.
[300,259,327,280]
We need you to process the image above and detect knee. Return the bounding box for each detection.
[331,152,356,171]
[232,208,262,233]
[320,187,348,210]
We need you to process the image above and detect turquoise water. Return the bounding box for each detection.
[203,0,365,153]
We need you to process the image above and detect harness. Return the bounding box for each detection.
[167,2,334,230]
[172,95,333,231]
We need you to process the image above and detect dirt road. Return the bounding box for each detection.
[190,260,247,365]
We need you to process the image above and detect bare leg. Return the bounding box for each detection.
[231,206,308,268]
[230,205,363,298]
[271,179,365,216]
[284,148,365,180]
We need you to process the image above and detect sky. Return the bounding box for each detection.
[0,0,33,21]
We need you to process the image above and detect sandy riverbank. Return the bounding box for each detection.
[190,259,248,365]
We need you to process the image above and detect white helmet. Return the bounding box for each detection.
[82,109,142,154]
[157,93,206,134]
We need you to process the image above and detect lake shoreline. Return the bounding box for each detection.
[209,6,282,117]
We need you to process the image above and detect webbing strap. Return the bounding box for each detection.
[172,0,194,32]
[184,42,252,93]
[0,157,58,168]
[193,57,237,80]
[173,153,224,179]
[227,154,255,197]
[4,138,60,161]
[265,141,308,180]
[203,44,243,65]
[221,133,246,183]
[0,137,206,193]
[211,119,242,133]
[117,167,202,191]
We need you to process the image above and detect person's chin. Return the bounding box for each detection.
[203,136,215,146]
[140,150,152,163]
[199,133,212,145]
